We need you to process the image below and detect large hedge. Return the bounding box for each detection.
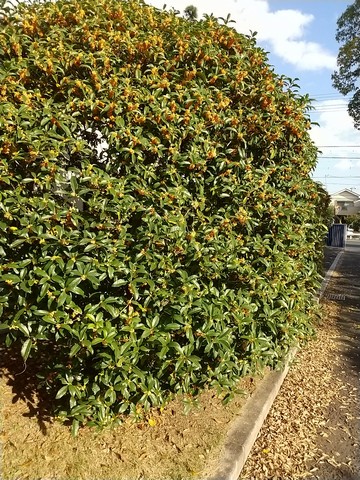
[0,0,327,430]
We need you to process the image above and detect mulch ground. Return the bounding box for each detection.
[240,250,360,480]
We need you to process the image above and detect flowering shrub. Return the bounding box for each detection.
[0,0,327,431]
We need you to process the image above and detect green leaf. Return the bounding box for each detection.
[33,309,49,316]
[164,323,181,330]
[70,286,85,296]
[1,274,21,283]
[42,315,57,324]
[18,323,30,336]
[84,244,97,252]
[71,404,90,415]
[10,238,26,248]
[69,343,81,357]
[21,338,32,361]
[118,402,129,414]
[39,283,49,299]
[70,175,78,193]
[55,385,68,399]
[58,291,68,306]
[112,279,127,287]
[69,385,81,398]
[71,419,80,437]
[66,277,82,289]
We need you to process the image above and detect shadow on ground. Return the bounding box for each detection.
[0,341,59,434]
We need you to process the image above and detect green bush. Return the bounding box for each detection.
[0,0,326,430]
[345,214,360,230]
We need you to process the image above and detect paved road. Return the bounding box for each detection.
[344,238,360,253]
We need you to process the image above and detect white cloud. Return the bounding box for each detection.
[311,99,360,190]
[311,99,360,151]
[145,0,336,70]
[271,39,336,70]
[238,3,336,70]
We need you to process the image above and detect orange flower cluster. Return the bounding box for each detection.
[0,0,327,430]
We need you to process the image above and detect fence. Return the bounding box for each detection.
[326,224,346,248]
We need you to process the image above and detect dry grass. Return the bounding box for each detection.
[0,355,261,480]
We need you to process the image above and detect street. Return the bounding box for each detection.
[345,238,360,253]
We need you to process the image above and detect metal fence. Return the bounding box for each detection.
[326,224,346,248]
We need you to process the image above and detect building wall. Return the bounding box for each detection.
[330,189,360,217]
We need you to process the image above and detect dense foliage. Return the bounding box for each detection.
[345,214,360,230]
[0,0,327,431]
[332,0,360,129]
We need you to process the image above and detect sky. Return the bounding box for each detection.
[145,0,360,195]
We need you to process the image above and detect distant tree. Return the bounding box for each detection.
[345,214,360,230]
[184,4,197,21]
[332,0,360,129]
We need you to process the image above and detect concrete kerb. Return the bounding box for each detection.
[206,348,297,480]
[206,249,344,480]
[318,249,344,301]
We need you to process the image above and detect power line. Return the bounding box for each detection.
[310,91,339,94]
[314,179,360,182]
[310,94,350,100]
[317,146,360,148]
[313,100,347,103]
[313,106,346,108]
[313,176,360,178]
[318,183,360,186]
[312,110,348,114]
[318,156,360,159]
[312,96,345,99]
[313,109,347,112]
[313,102,347,106]
[312,178,360,181]
[312,108,348,112]
[313,107,347,110]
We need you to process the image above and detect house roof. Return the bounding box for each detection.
[330,188,360,201]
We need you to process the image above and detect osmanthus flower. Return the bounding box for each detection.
[0,0,327,433]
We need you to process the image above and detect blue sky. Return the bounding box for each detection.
[145,0,360,195]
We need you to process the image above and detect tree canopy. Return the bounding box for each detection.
[332,0,360,129]
[184,5,197,21]
[0,0,325,430]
